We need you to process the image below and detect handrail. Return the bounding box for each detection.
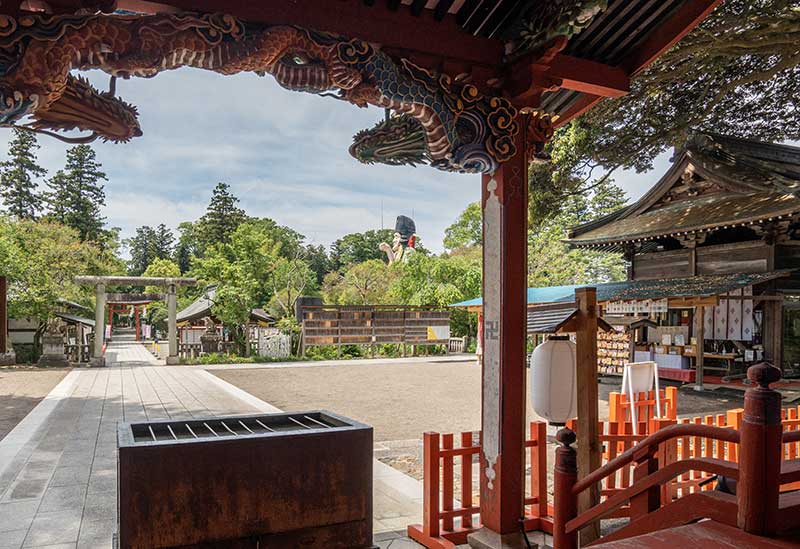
[783,430,800,444]
[573,423,739,494]
[566,457,738,534]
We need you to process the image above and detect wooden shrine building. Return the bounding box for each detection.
[567,134,800,384]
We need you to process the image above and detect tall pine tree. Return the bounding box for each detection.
[44,169,70,223]
[0,128,46,219]
[153,223,175,259]
[61,145,107,242]
[197,182,246,247]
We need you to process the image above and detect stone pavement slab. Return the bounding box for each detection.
[0,339,428,548]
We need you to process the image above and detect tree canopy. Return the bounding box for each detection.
[0,128,46,219]
[530,0,800,222]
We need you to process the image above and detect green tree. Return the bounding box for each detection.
[53,144,108,242]
[322,259,394,305]
[443,202,482,251]
[196,182,247,248]
[0,128,46,219]
[127,225,158,275]
[388,253,482,338]
[268,252,318,319]
[530,0,800,221]
[0,216,122,355]
[528,180,628,287]
[44,170,69,223]
[175,221,201,273]
[331,228,395,269]
[305,243,331,285]
[153,223,175,259]
[127,224,176,275]
[191,220,282,354]
[141,258,182,333]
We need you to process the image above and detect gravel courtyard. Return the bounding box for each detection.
[213,358,748,444]
[214,359,484,442]
[0,368,69,440]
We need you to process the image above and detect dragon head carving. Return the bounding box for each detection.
[30,74,142,142]
[350,114,428,167]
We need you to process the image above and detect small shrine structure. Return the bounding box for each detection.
[566,134,800,387]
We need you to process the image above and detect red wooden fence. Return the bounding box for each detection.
[608,387,678,425]
[409,393,800,548]
[407,423,551,549]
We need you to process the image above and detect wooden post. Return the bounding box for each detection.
[694,305,705,391]
[630,448,660,520]
[166,284,178,364]
[0,276,6,355]
[134,306,141,341]
[575,287,601,543]
[422,432,440,538]
[531,422,548,519]
[471,130,528,545]
[553,428,578,549]
[337,308,342,358]
[737,363,782,535]
[91,283,106,367]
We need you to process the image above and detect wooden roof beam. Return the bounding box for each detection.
[507,44,629,108]
[115,0,505,67]
[554,0,723,127]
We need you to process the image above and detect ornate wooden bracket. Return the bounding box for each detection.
[523,111,554,163]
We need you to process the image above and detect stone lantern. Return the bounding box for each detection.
[38,317,70,368]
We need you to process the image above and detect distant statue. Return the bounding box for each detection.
[204,317,217,334]
[380,215,417,265]
[46,316,62,335]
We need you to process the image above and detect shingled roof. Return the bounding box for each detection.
[566,133,800,251]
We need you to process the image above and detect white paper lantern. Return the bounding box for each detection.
[530,335,577,425]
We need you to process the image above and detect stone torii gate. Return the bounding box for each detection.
[75,276,197,367]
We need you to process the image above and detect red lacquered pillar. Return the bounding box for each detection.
[471,130,528,545]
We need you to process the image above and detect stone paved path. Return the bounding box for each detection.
[0,338,427,548]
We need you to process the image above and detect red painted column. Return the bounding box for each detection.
[135,307,141,341]
[475,130,528,538]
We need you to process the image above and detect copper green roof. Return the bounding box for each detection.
[566,134,800,249]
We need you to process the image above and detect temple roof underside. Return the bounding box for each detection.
[566,134,800,251]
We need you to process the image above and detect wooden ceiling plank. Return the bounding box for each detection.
[621,0,723,75]
[410,0,427,16]
[433,0,455,21]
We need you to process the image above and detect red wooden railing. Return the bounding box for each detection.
[409,381,800,548]
[553,363,800,548]
[407,423,551,549]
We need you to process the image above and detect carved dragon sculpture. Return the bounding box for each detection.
[0,3,605,172]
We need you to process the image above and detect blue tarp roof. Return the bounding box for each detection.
[453,285,582,308]
[451,270,793,308]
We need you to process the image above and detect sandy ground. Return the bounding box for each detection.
[215,359,746,444]
[0,368,69,440]
[215,360,485,442]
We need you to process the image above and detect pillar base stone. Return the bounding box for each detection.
[166,356,181,365]
[89,356,106,368]
[467,528,534,549]
[0,351,15,366]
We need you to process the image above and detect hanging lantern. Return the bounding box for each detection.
[530,335,577,426]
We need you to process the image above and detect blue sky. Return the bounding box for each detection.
[0,67,668,254]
